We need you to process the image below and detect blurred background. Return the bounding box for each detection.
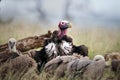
[0,0,120,27]
[0,0,120,56]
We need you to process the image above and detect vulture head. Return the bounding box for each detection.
[58,20,72,39]
[93,55,105,61]
[8,38,17,53]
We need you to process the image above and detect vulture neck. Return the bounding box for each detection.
[58,29,67,39]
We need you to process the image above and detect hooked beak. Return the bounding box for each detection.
[59,23,72,30]
[67,23,72,28]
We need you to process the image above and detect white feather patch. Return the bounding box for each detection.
[60,40,72,55]
[45,42,57,57]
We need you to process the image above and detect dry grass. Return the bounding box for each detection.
[0,22,120,80]
[0,23,50,44]
[69,27,120,58]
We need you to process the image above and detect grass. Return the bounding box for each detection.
[0,22,120,80]
[69,27,120,58]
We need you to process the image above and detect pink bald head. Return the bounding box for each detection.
[58,20,72,39]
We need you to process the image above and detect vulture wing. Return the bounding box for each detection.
[44,56,62,72]
[67,59,92,75]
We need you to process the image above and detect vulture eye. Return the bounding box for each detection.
[61,22,65,25]
[9,41,12,45]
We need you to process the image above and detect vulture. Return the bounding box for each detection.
[72,45,88,57]
[104,52,120,61]
[44,55,89,79]
[111,60,120,80]
[104,52,120,67]
[0,38,21,65]
[59,40,73,55]
[0,54,37,80]
[111,60,120,72]
[67,55,106,80]
[28,29,73,72]
[28,41,59,72]
[44,55,78,79]
[28,20,88,72]
[27,48,47,72]
[0,38,37,79]
[53,20,88,56]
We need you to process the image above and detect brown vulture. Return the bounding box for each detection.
[44,55,78,79]
[0,38,21,65]
[111,60,120,80]
[44,55,89,79]
[67,55,106,80]
[0,38,37,79]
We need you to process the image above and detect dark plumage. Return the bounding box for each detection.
[73,45,88,57]
[111,60,120,80]
[60,35,73,43]
[111,60,120,72]
[28,48,48,72]
[51,30,72,43]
